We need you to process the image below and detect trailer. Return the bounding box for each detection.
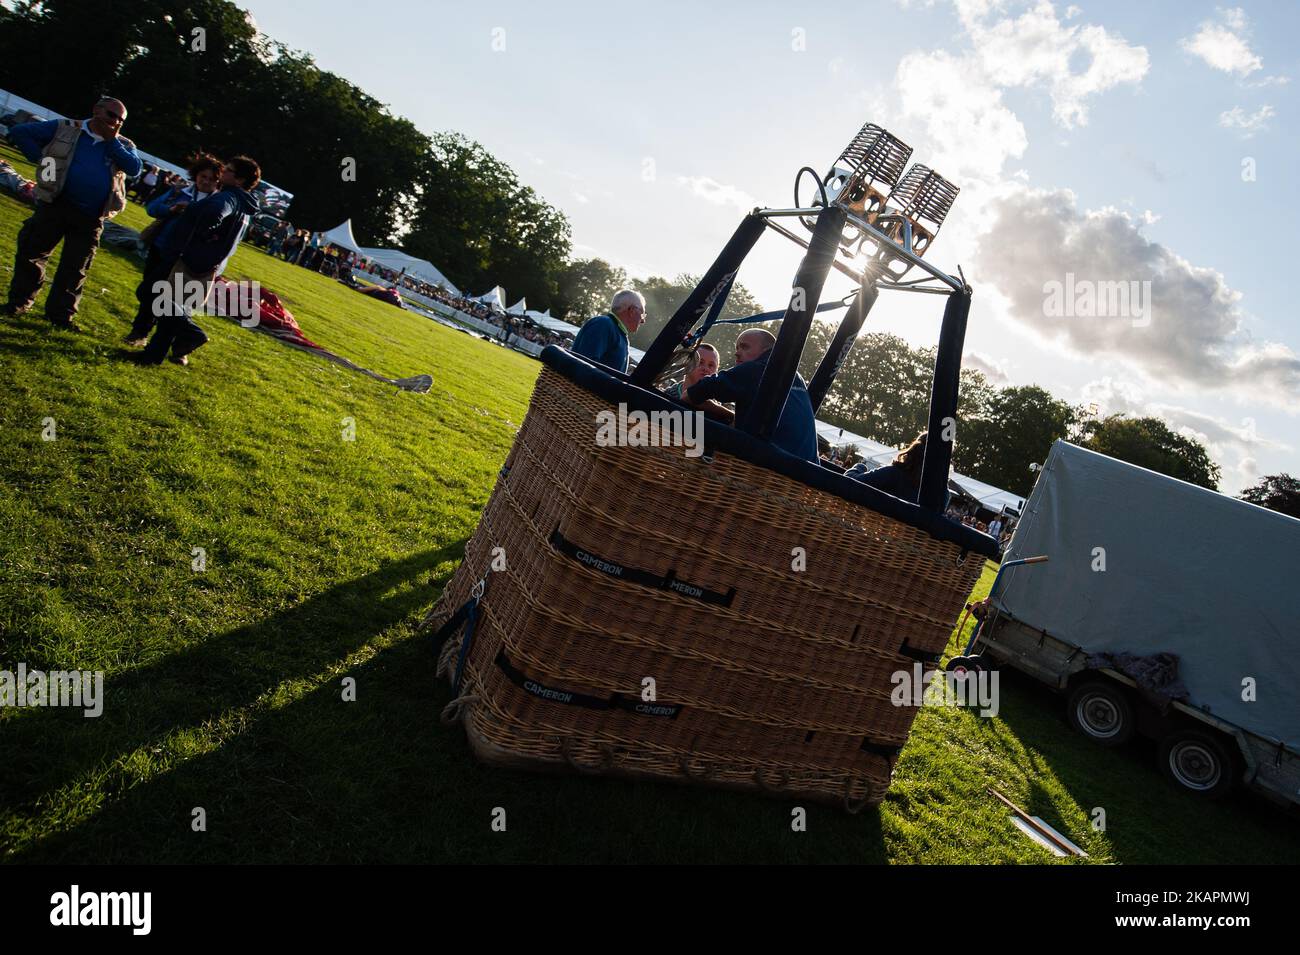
[971,440,1300,807]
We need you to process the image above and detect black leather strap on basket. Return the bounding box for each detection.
[550,528,736,607]
[898,637,941,664]
[496,649,685,718]
[860,738,903,758]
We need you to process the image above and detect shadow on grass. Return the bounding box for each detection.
[13,622,889,863]
[0,542,467,823]
[976,668,1300,864]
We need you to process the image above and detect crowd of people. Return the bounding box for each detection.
[2,96,261,367]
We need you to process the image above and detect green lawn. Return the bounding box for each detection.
[1,142,1295,863]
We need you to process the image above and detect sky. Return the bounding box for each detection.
[239,0,1299,493]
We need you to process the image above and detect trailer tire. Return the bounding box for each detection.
[1158,729,1237,800]
[1066,679,1134,747]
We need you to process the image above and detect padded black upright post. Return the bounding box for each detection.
[918,288,972,511]
[631,214,767,387]
[806,278,879,413]
[747,206,846,442]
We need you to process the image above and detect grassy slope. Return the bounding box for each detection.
[1,143,1295,863]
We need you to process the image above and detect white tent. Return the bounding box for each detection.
[317,220,367,256]
[475,287,506,310]
[507,297,529,315]
[525,310,582,337]
[358,246,460,296]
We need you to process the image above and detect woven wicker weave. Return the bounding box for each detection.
[430,366,985,810]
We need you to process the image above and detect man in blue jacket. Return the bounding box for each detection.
[133,155,261,366]
[685,328,819,463]
[3,97,142,330]
[570,289,645,373]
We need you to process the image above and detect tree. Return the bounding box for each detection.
[628,274,762,350]
[1080,415,1221,490]
[554,258,627,322]
[1238,474,1300,518]
[954,386,1081,497]
[404,132,571,310]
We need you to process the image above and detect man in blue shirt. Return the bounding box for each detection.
[570,289,645,373]
[3,97,142,331]
[685,328,819,462]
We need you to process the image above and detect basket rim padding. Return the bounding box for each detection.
[540,345,1000,560]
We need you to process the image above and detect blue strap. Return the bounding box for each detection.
[685,297,853,347]
[450,598,478,694]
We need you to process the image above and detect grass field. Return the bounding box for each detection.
[1,142,1296,863]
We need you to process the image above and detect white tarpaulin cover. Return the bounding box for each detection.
[359,246,460,296]
[507,297,528,315]
[995,440,1300,746]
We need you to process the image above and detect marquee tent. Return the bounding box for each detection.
[317,220,367,256]
[475,287,506,310]
[358,245,461,296]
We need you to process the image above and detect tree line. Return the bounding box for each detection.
[5,1,1291,512]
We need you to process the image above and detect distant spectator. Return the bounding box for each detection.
[988,515,1004,539]
[3,97,142,330]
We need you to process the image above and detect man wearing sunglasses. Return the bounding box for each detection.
[3,96,142,331]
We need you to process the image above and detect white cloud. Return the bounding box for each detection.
[1080,377,1287,491]
[1180,8,1263,77]
[675,175,757,214]
[966,351,1010,383]
[972,187,1300,408]
[1218,104,1275,137]
[895,50,1028,183]
[958,0,1149,128]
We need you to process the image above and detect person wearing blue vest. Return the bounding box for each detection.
[3,97,142,331]
[570,289,645,373]
[685,328,819,463]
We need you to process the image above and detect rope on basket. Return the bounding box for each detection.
[428,569,493,720]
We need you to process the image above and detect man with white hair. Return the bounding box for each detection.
[3,96,142,331]
[570,288,645,373]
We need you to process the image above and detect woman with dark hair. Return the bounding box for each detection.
[847,430,946,505]
[124,152,223,345]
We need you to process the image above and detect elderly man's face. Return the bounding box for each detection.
[91,100,126,138]
[616,300,645,334]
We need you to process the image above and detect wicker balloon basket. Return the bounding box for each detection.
[428,355,989,811]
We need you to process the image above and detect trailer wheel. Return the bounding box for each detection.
[967,654,999,673]
[1066,679,1134,747]
[945,656,973,676]
[1158,730,1237,800]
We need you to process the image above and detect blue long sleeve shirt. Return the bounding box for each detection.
[157,187,259,275]
[686,350,819,462]
[145,185,210,251]
[570,313,629,373]
[9,119,143,217]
